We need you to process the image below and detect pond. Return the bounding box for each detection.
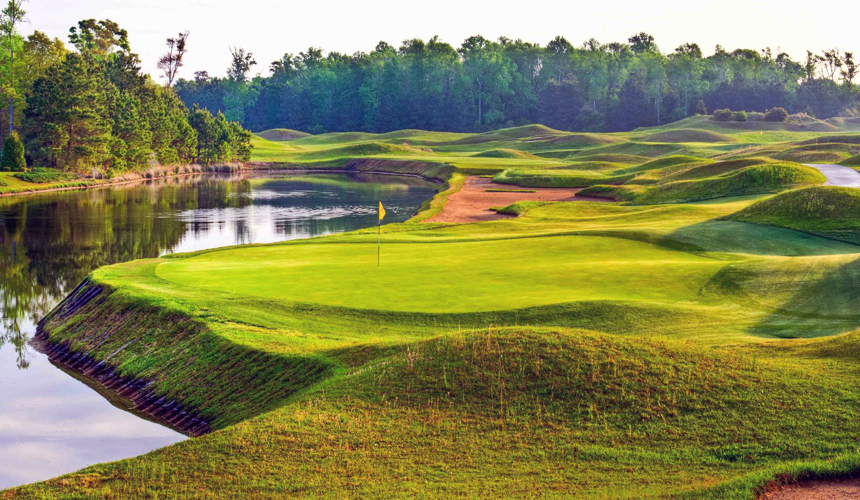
[0,172,438,490]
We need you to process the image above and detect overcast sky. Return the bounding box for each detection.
[22,0,859,82]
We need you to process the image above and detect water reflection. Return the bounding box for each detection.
[0,172,436,489]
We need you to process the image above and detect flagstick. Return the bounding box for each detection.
[378,219,381,267]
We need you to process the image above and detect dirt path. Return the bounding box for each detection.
[426,176,610,223]
[806,164,860,188]
[762,478,860,500]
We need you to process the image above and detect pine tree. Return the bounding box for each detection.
[1,130,26,171]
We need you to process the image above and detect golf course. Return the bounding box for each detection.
[10,113,860,499]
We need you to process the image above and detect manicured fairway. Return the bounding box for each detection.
[156,235,725,313]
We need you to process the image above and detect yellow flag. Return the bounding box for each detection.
[378,201,386,221]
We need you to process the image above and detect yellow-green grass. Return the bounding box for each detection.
[842,154,860,166]
[566,153,651,164]
[621,155,712,174]
[773,143,858,163]
[728,186,860,243]
[14,326,860,500]
[631,162,824,204]
[492,168,634,187]
[471,148,542,159]
[638,128,736,143]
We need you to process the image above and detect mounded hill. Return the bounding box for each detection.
[728,186,860,243]
[621,155,711,174]
[450,124,566,144]
[842,154,860,166]
[660,158,776,182]
[639,128,735,143]
[797,135,860,146]
[472,148,542,159]
[299,142,428,160]
[635,162,825,204]
[492,168,634,188]
[569,153,651,164]
[774,143,856,163]
[256,128,311,141]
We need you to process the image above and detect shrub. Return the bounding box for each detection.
[695,100,708,116]
[1,131,27,172]
[733,110,748,122]
[713,109,734,122]
[14,168,77,184]
[764,107,789,123]
[748,111,765,121]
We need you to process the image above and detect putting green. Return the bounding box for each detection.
[156,235,727,313]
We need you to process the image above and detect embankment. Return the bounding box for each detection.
[32,277,335,436]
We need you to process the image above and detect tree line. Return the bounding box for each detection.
[175,33,860,134]
[0,2,251,175]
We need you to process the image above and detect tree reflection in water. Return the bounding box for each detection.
[0,173,436,369]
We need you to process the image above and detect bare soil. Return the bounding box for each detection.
[762,479,860,500]
[427,176,610,223]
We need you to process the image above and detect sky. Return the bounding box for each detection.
[21,0,860,82]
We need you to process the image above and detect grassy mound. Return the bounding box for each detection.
[15,326,860,499]
[639,128,735,143]
[536,133,624,148]
[256,128,311,141]
[661,158,776,182]
[472,148,542,159]
[577,184,640,201]
[797,135,860,146]
[636,162,825,204]
[728,186,860,242]
[841,154,860,166]
[556,161,627,172]
[298,142,428,160]
[492,169,634,188]
[568,153,650,164]
[774,143,855,163]
[621,155,711,174]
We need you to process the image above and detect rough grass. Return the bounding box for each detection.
[492,169,634,188]
[774,143,856,163]
[578,184,641,201]
[256,128,311,141]
[728,186,860,243]
[842,154,860,166]
[472,148,542,159]
[639,128,736,143]
[567,153,650,165]
[621,155,712,174]
[634,163,825,204]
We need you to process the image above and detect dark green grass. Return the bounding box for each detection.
[14,168,78,184]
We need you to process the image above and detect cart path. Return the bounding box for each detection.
[806,164,860,188]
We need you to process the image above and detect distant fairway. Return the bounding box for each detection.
[156,236,723,313]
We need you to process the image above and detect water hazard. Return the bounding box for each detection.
[0,172,437,489]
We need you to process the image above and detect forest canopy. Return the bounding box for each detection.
[0,7,251,174]
[176,34,860,134]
